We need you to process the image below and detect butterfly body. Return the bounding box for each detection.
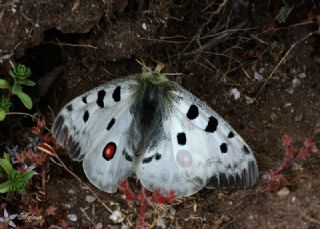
[52,67,259,197]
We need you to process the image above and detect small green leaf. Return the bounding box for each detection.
[0,79,11,89]
[11,83,22,95]
[0,180,13,193]
[0,155,14,177]
[0,108,6,121]
[16,91,33,109]
[19,79,36,87]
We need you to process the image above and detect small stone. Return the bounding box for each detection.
[109,210,124,223]
[254,72,264,81]
[292,77,301,89]
[291,162,303,171]
[277,187,290,198]
[270,112,277,121]
[258,68,265,74]
[63,204,72,209]
[245,96,255,104]
[95,223,103,229]
[298,72,307,79]
[68,214,78,222]
[293,113,303,122]
[142,22,147,30]
[156,217,166,228]
[85,195,96,203]
[68,189,75,194]
[121,225,129,229]
[229,88,240,100]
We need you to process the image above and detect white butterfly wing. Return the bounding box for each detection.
[169,84,259,189]
[52,77,139,192]
[137,118,203,197]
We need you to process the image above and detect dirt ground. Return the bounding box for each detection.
[1,0,320,228]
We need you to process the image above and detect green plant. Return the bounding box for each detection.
[0,154,33,194]
[0,64,35,120]
[275,4,294,24]
[0,95,12,121]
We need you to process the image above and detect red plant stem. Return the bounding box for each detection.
[137,200,146,229]
[271,155,295,177]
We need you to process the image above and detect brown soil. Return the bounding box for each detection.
[1,0,320,228]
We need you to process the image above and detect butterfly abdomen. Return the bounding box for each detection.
[127,79,171,157]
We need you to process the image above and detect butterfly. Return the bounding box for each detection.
[51,65,259,197]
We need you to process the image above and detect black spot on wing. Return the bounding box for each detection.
[242,145,250,154]
[205,116,218,133]
[220,143,228,153]
[52,115,64,136]
[228,131,235,138]
[97,90,106,108]
[66,104,73,111]
[106,118,115,131]
[112,86,121,102]
[186,104,199,120]
[155,153,161,160]
[177,132,186,145]
[142,156,153,164]
[82,96,87,104]
[83,110,89,123]
[123,149,133,162]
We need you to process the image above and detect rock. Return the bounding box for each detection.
[109,210,124,223]
[68,214,78,222]
[293,113,303,122]
[277,187,290,198]
[95,223,103,229]
[229,88,240,100]
[292,77,301,89]
[298,72,307,79]
[85,195,96,203]
[254,71,264,81]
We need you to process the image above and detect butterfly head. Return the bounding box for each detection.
[139,64,170,86]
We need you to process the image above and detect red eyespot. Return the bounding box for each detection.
[103,142,117,160]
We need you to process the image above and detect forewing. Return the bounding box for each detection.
[51,77,139,192]
[169,83,259,189]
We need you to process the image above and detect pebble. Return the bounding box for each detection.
[68,189,75,194]
[229,88,240,100]
[142,22,147,30]
[277,187,290,198]
[291,77,301,89]
[245,96,255,104]
[85,195,96,203]
[258,67,265,74]
[298,72,307,79]
[68,214,78,222]
[293,113,303,122]
[109,210,124,223]
[254,71,264,81]
[270,112,277,121]
[95,223,103,229]
[156,217,166,228]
